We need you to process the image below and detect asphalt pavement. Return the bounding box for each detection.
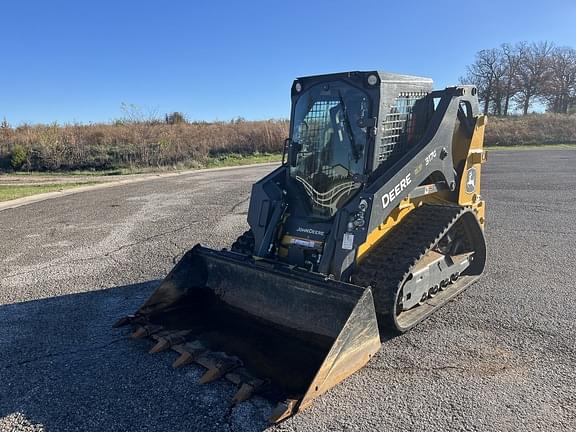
[0,151,575,431]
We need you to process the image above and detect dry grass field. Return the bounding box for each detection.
[0,119,287,172]
[1,114,575,173]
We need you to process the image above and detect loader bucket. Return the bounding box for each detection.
[115,245,381,422]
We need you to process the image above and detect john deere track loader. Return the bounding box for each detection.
[114,71,487,422]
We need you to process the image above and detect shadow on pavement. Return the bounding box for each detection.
[0,281,271,432]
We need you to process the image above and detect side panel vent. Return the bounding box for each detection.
[378,92,428,163]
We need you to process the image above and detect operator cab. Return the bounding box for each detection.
[288,79,372,218]
[286,71,433,218]
[278,71,433,269]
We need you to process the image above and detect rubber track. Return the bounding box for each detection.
[353,204,469,333]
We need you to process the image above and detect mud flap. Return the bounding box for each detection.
[115,245,381,422]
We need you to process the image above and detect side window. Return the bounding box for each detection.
[378,92,429,163]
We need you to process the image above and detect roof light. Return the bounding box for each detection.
[367,74,378,86]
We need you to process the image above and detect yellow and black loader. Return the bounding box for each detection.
[114,71,487,422]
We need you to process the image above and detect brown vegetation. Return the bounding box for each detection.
[0,119,288,171]
[1,114,573,172]
[485,113,576,146]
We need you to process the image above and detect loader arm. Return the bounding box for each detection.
[322,86,483,279]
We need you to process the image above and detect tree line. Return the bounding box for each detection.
[461,42,576,116]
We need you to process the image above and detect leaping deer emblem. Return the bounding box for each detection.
[467,170,475,190]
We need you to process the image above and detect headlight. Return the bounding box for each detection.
[295,82,302,92]
[367,74,378,86]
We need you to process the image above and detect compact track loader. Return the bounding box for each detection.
[114,71,487,422]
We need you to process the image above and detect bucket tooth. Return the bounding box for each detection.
[171,341,208,368]
[231,383,255,405]
[149,330,191,354]
[172,351,195,369]
[113,315,135,328]
[199,367,224,384]
[131,324,162,339]
[149,338,171,354]
[269,399,299,424]
[131,325,148,339]
[226,367,266,405]
[197,352,241,384]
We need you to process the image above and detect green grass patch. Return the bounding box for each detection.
[486,143,576,151]
[204,153,282,168]
[5,168,143,177]
[0,182,99,202]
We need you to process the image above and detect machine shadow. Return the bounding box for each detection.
[0,280,403,431]
[0,281,271,432]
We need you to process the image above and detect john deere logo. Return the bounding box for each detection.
[466,167,476,193]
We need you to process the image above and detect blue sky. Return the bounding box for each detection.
[1,0,575,125]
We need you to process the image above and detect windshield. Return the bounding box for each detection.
[290,81,370,217]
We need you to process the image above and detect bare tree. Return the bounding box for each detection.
[462,48,503,115]
[513,42,555,115]
[490,54,509,116]
[463,41,576,116]
[543,47,576,113]
[500,43,522,116]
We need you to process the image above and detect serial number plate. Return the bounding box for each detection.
[342,233,354,250]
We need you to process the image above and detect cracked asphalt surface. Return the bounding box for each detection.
[1,151,575,431]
